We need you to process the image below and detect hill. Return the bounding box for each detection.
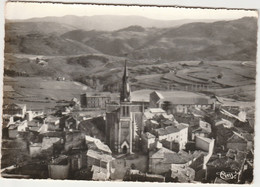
[10,15,217,31]
[5,17,257,60]
[5,32,100,55]
[61,17,258,60]
[130,17,257,61]
[4,16,257,102]
[5,21,77,35]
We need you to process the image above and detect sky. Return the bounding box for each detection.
[5,2,258,20]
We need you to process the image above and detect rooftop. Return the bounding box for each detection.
[143,132,156,139]
[227,133,247,143]
[50,155,68,165]
[3,103,26,110]
[150,147,174,159]
[149,108,166,114]
[155,123,188,136]
[90,141,112,154]
[86,149,113,163]
[131,89,152,102]
[45,115,60,123]
[152,90,214,105]
[207,156,241,171]
[171,164,195,182]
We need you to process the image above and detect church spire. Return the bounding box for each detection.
[120,59,131,102]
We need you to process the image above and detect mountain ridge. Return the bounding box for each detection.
[6,15,220,31]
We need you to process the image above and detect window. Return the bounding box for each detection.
[122,105,130,117]
[126,106,129,116]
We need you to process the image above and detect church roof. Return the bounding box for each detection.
[153,91,214,105]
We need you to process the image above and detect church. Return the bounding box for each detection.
[105,61,144,154]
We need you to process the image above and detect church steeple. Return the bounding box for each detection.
[120,59,131,102]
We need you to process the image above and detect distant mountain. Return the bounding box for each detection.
[5,32,100,55]
[8,15,218,31]
[130,17,257,61]
[4,16,257,61]
[60,17,257,61]
[5,21,77,35]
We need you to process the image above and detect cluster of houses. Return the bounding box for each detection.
[1,63,254,184]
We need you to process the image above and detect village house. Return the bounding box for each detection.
[206,151,247,184]
[191,118,212,141]
[25,111,34,121]
[141,132,156,153]
[195,136,215,153]
[153,122,188,150]
[7,120,28,139]
[170,164,195,182]
[149,91,215,114]
[91,165,110,181]
[29,137,62,157]
[130,90,150,109]
[29,143,42,157]
[86,149,114,179]
[44,115,61,131]
[124,169,165,182]
[60,115,79,131]
[69,148,88,172]
[148,147,202,175]
[3,103,27,118]
[80,92,114,109]
[226,132,248,151]
[192,127,211,141]
[7,124,19,139]
[48,155,70,179]
[160,139,180,152]
[45,115,60,126]
[85,135,112,155]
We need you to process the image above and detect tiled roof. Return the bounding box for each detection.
[86,149,113,162]
[8,123,19,130]
[94,141,112,154]
[150,147,174,159]
[144,132,156,139]
[155,123,188,136]
[50,155,68,165]
[207,157,241,171]
[192,127,210,134]
[45,116,60,123]
[171,165,195,182]
[227,133,247,143]
[85,135,112,154]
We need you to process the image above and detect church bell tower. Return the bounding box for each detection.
[120,60,131,102]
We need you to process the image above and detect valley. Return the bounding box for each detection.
[3,16,257,108]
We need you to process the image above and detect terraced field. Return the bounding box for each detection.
[132,60,256,101]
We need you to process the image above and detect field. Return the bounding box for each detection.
[130,60,256,102]
[3,58,256,111]
[4,76,90,110]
